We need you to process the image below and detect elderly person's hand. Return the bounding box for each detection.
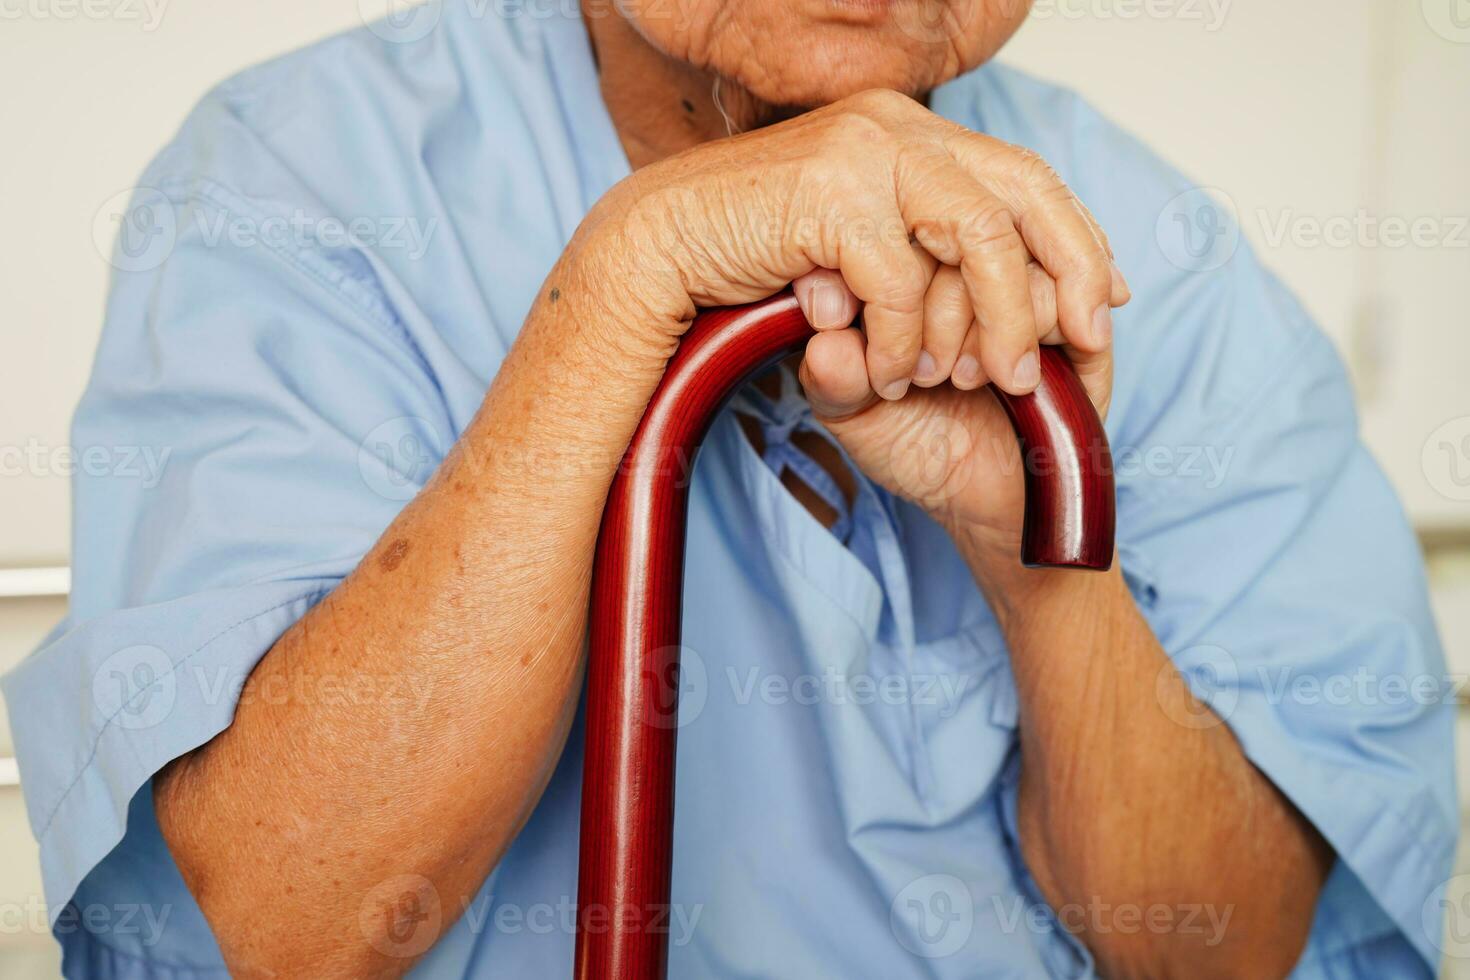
[788,255,1114,571]
[580,88,1125,400]
[563,89,1126,566]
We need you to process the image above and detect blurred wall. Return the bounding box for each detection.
[0,0,1466,974]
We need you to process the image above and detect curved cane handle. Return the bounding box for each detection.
[575,290,1114,980]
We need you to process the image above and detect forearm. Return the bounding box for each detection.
[957,534,1332,978]
[155,231,675,977]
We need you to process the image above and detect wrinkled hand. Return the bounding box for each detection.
[791,259,1115,558]
[591,88,1126,397]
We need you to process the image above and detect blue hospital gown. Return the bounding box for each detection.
[3,1,1455,975]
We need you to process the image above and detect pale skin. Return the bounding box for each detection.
[154,0,1332,975]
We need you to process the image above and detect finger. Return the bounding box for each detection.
[823,201,928,402]
[958,209,1039,396]
[799,328,876,420]
[1067,194,1131,308]
[950,263,1060,390]
[1064,343,1114,420]
[1028,262,1063,345]
[951,321,988,391]
[945,135,1115,354]
[918,264,970,387]
[792,268,861,331]
[892,153,1040,395]
[1110,257,1132,307]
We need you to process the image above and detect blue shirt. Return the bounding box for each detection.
[5,2,1455,975]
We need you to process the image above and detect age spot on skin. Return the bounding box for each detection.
[379,538,411,573]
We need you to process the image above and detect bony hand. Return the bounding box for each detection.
[790,257,1116,562]
[587,88,1127,398]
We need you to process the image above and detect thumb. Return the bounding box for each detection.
[798,328,877,422]
[792,268,861,331]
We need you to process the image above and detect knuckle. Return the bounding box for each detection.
[928,295,971,334]
[881,261,931,305]
[844,87,915,117]
[1010,147,1064,189]
[957,204,1022,255]
[828,111,891,153]
[1057,230,1114,286]
[870,333,922,368]
[1074,263,1113,299]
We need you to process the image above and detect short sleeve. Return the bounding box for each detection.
[1109,243,1456,973]
[2,166,454,951]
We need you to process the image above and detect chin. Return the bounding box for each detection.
[734,29,962,108]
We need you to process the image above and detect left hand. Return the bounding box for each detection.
[791,256,1120,564]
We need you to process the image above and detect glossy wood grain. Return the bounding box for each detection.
[576,290,1114,979]
[992,347,1115,570]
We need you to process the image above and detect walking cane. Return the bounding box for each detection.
[575,289,1115,979]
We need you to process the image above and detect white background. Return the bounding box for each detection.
[0,0,1466,973]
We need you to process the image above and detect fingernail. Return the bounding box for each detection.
[953,354,981,388]
[915,350,938,380]
[1091,304,1113,347]
[880,378,910,401]
[811,281,848,330]
[1012,350,1040,390]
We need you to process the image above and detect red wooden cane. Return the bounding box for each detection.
[575,290,1114,979]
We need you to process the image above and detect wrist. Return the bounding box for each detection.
[948,520,1127,636]
[557,216,686,357]
[575,181,697,340]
